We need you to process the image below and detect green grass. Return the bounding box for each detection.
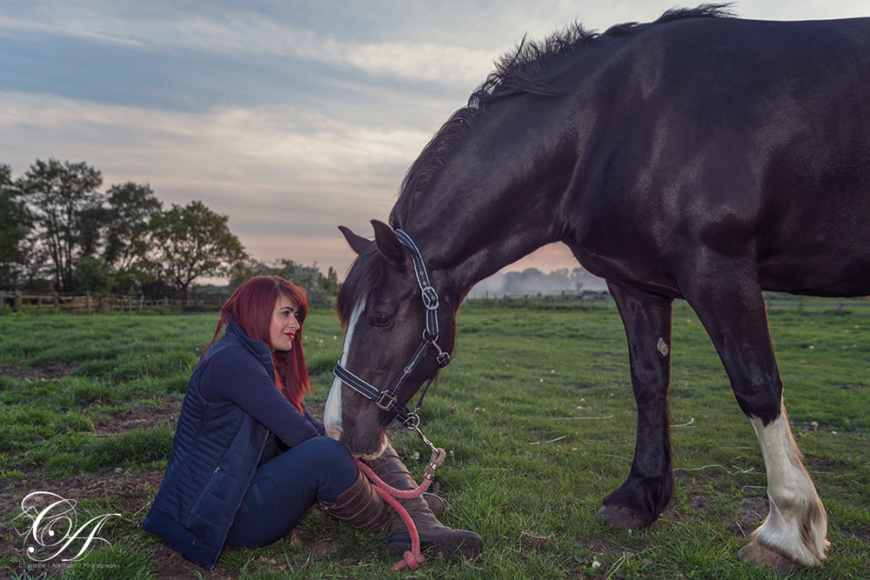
[0,304,868,579]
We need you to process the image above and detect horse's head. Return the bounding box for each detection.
[324,220,456,458]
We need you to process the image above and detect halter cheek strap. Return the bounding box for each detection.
[333,229,451,429]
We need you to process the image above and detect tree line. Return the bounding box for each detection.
[0,159,339,305]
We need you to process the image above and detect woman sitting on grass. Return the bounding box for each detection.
[142,275,482,570]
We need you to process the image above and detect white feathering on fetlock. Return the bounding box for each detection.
[749,409,828,567]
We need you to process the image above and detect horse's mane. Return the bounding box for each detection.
[388,4,734,229]
[336,243,384,327]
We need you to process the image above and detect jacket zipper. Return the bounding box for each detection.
[189,465,221,515]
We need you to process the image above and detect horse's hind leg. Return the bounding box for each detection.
[682,272,827,568]
[599,282,675,529]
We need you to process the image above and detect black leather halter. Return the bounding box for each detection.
[333,229,451,428]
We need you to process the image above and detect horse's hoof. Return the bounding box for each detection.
[736,541,800,572]
[596,505,649,530]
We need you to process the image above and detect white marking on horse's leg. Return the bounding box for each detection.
[324,299,365,441]
[656,337,669,356]
[750,405,828,566]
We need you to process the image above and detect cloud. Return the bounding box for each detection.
[0,3,499,92]
[0,90,432,266]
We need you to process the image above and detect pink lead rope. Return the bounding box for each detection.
[355,447,446,572]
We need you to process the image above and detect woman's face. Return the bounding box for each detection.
[269,295,301,352]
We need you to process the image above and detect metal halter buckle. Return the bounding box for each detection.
[421,286,439,310]
[376,391,397,412]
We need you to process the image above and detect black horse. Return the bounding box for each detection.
[324,5,870,570]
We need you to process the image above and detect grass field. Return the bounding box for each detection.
[0,302,868,579]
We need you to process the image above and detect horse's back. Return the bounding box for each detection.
[576,16,870,297]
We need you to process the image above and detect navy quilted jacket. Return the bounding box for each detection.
[142,320,322,569]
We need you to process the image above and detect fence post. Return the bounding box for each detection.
[86,292,91,314]
[837,298,845,316]
[14,290,21,312]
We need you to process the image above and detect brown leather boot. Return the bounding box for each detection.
[423,493,445,517]
[320,470,390,532]
[364,443,483,559]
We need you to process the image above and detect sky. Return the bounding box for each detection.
[1,1,868,285]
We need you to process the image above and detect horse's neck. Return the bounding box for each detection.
[406,203,561,300]
[401,95,579,298]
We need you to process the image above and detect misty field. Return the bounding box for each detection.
[0,302,868,579]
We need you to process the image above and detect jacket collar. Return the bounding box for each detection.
[224,319,275,374]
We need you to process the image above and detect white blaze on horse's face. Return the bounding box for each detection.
[324,299,365,442]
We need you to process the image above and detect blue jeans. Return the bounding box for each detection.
[224,436,358,548]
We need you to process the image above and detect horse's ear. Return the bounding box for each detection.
[339,225,372,255]
[371,220,406,270]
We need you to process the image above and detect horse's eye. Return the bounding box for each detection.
[373,314,392,327]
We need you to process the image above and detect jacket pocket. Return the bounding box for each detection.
[189,465,221,516]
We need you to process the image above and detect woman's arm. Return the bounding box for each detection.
[199,350,320,448]
[302,402,326,436]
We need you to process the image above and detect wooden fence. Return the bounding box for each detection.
[0,291,185,314]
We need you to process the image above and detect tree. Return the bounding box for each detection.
[229,258,337,307]
[144,201,246,297]
[74,256,115,294]
[16,159,103,292]
[101,183,163,269]
[0,165,33,289]
[72,181,163,294]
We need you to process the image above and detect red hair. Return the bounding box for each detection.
[206,276,312,413]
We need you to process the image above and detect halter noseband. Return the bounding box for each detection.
[333,229,451,428]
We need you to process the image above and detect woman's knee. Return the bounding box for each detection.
[296,437,356,470]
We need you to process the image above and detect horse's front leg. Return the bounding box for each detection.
[599,281,675,529]
[681,267,827,569]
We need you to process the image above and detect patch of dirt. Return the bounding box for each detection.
[0,468,165,524]
[0,361,77,380]
[147,524,339,579]
[804,455,852,472]
[840,529,870,546]
[151,540,219,580]
[307,401,325,420]
[729,501,766,538]
[92,397,183,434]
[669,472,767,539]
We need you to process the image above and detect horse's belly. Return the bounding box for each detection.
[758,251,870,297]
